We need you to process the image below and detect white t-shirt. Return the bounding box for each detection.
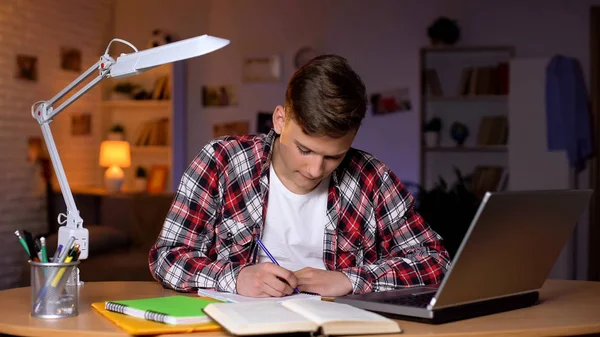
[257,165,329,271]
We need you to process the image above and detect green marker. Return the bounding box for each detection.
[14,230,31,257]
[40,237,48,263]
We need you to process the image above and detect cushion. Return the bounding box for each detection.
[45,224,132,257]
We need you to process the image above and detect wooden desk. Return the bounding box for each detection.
[0,280,598,337]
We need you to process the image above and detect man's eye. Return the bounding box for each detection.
[298,148,311,155]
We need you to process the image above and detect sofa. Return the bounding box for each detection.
[20,189,174,285]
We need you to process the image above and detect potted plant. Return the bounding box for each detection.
[108,124,125,141]
[423,117,442,147]
[111,82,138,100]
[134,166,147,192]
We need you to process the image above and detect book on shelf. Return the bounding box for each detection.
[203,298,402,336]
[458,62,509,96]
[134,117,170,146]
[152,75,171,100]
[471,165,506,197]
[423,68,444,97]
[477,116,508,146]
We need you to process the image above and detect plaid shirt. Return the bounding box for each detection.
[149,130,450,294]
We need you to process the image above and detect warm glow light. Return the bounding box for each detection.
[99,140,131,168]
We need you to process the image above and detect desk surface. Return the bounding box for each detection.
[0,279,599,337]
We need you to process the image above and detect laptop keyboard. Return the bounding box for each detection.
[378,292,435,308]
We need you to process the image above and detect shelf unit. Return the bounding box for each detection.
[99,63,185,194]
[419,45,515,193]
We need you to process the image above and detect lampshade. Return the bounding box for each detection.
[99,140,131,168]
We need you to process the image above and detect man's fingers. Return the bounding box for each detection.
[264,263,298,289]
[263,275,293,297]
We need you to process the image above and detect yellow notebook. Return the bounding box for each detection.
[91,301,222,335]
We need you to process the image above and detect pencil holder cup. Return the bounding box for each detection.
[29,260,80,318]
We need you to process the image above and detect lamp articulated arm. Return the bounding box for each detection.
[31,51,119,261]
[30,35,230,262]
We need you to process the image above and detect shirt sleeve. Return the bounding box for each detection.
[148,142,243,293]
[340,168,451,294]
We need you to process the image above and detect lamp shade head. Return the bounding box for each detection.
[110,35,230,78]
[99,140,131,168]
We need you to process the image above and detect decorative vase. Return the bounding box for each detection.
[107,132,124,141]
[425,132,440,147]
[134,177,147,192]
[110,92,131,101]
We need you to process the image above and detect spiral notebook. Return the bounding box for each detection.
[92,295,223,335]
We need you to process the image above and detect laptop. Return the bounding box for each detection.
[335,189,593,324]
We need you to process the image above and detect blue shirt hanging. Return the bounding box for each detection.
[545,55,593,172]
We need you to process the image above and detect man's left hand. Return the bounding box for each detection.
[294,267,353,297]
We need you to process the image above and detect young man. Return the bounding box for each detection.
[149,55,450,298]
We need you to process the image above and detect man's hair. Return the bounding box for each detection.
[285,54,367,138]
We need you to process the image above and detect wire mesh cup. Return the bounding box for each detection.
[30,260,80,318]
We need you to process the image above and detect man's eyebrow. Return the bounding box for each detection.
[294,140,346,157]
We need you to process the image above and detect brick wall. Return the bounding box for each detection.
[0,0,113,290]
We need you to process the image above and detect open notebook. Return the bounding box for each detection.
[203,298,401,336]
[197,288,321,303]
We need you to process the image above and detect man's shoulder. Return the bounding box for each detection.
[208,133,266,152]
[202,133,268,168]
[342,147,388,176]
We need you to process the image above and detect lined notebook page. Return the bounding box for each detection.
[197,289,321,303]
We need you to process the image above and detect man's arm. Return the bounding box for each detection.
[340,168,451,294]
[148,142,242,293]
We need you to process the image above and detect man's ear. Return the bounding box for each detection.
[272,105,286,134]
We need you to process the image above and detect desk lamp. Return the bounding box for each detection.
[31,35,230,262]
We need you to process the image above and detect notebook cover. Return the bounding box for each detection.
[108,295,216,318]
[91,302,222,335]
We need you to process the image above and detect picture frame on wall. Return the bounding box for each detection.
[202,85,237,107]
[213,120,249,138]
[242,55,282,82]
[147,165,169,194]
[71,113,92,136]
[60,47,82,72]
[16,54,38,81]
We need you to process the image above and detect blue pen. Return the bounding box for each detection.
[255,238,300,294]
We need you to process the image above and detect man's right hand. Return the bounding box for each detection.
[236,262,298,297]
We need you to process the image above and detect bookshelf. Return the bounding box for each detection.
[419,45,514,194]
[99,63,183,194]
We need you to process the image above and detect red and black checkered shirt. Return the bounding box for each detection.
[149,130,450,294]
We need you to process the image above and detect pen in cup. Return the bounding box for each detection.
[255,238,300,294]
[52,245,63,262]
[40,237,48,263]
[14,230,31,257]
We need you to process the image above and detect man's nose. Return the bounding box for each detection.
[307,156,324,178]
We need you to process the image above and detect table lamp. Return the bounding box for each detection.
[31,35,230,263]
[99,140,131,193]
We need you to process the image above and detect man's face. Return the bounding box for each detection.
[271,105,356,194]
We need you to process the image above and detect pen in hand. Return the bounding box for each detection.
[255,238,300,294]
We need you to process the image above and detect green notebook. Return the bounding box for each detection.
[105,295,220,325]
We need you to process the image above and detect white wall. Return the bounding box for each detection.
[112,0,600,184]
[0,0,113,289]
[193,0,600,185]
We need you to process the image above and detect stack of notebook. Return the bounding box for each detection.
[92,295,222,335]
